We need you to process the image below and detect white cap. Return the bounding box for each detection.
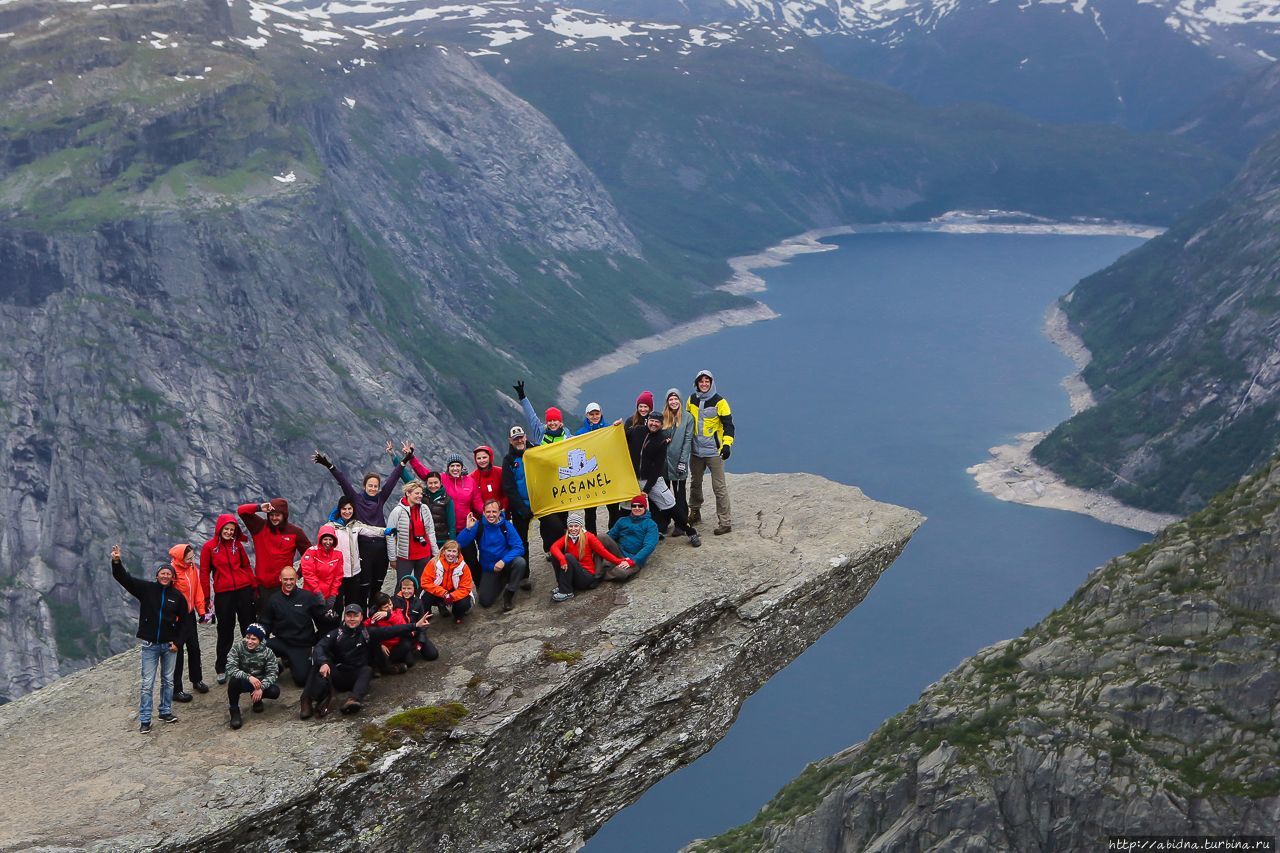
[585,401,602,414]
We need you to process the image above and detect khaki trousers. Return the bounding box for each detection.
[690,454,731,528]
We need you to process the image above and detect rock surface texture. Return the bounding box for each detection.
[695,458,1280,852]
[0,473,922,852]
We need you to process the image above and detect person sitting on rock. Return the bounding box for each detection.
[261,567,329,687]
[302,603,427,718]
[420,539,475,624]
[111,544,188,734]
[237,497,310,617]
[365,592,416,674]
[549,511,633,603]
[386,479,438,585]
[457,499,529,612]
[300,524,344,613]
[393,575,440,661]
[167,543,208,703]
[604,495,661,581]
[225,623,280,730]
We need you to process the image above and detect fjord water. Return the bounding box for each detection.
[579,232,1151,851]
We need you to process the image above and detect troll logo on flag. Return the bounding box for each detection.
[525,424,639,517]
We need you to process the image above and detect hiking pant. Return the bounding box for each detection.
[600,534,641,581]
[555,555,603,595]
[584,507,600,537]
[690,454,730,528]
[409,630,440,661]
[376,642,414,673]
[657,489,696,536]
[477,557,528,607]
[424,593,474,621]
[214,586,257,675]
[138,641,176,724]
[510,513,531,561]
[338,574,368,616]
[359,537,390,612]
[256,583,281,619]
[304,663,372,702]
[396,557,429,585]
[173,610,202,693]
[227,678,281,709]
[538,512,567,555]
[267,637,313,687]
[460,542,481,579]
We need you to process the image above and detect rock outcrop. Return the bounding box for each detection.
[696,458,1280,851]
[0,473,922,852]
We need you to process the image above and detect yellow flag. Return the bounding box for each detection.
[525,424,640,518]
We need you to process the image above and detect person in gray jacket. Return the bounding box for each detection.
[225,623,281,730]
[662,387,694,536]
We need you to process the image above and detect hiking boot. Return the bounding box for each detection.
[139,721,151,734]
[688,509,701,524]
[158,712,178,724]
[341,697,363,715]
[669,527,685,537]
[193,681,209,694]
[551,589,575,603]
[173,691,193,703]
[713,525,731,536]
[522,576,534,591]
[229,707,243,730]
[300,694,314,720]
[689,533,702,547]
[276,656,290,670]
[216,672,227,685]
[316,689,334,718]
[392,663,408,675]
[455,616,464,625]
[252,700,265,713]
[502,589,515,612]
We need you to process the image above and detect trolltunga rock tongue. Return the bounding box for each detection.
[0,473,921,853]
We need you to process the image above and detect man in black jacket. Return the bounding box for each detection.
[261,567,329,687]
[301,604,427,718]
[111,544,188,733]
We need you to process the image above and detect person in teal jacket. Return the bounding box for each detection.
[603,494,660,581]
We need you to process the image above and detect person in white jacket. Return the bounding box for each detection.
[386,480,438,586]
[328,496,394,608]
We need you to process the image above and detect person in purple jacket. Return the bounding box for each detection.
[312,441,414,608]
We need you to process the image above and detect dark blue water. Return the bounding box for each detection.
[579,232,1151,851]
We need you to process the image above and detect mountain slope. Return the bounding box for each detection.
[697,454,1280,851]
[1031,131,1280,515]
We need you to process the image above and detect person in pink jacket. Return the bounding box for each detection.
[300,524,344,608]
[441,453,481,535]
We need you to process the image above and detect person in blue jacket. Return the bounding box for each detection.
[111,544,188,733]
[603,494,660,581]
[456,498,530,612]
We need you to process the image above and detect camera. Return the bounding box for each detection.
[413,535,429,546]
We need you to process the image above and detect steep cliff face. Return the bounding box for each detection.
[0,474,923,852]
[697,458,1280,852]
[1032,132,1280,515]
[0,0,700,701]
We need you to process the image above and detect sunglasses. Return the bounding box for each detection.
[630,504,646,509]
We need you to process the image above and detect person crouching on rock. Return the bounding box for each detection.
[421,539,475,624]
[549,511,633,603]
[111,544,188,734]
[302,603,427,718]
[394,575,440,661]
[225,623,280,730]
[457,499,530,612]
[300,524,344,616]
[261,567,328,687]
[366,592,416,674]
[603,495,660,581]
[167,543,208,703]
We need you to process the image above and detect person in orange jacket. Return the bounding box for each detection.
[167,543,208,702]
[420,540,475,624]
[300,524,344,608]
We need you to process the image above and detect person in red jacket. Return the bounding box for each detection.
[238,498,310,618]
[549,511,632,603]
[301,524,344,608]
[168,543,208,702]
[200,513,256,683]
[365,592,413,674]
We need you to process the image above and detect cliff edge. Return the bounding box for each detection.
[0,473,922,852]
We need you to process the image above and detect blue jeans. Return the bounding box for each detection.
[139,641,176,723]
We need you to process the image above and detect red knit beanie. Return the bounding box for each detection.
[546,406,563,422]
[636,391,654,409]
[631,493,648,508]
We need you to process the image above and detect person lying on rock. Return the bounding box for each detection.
[225,623,280,730]
[603,495,660,581]
[457,498,530,612]
[549,511,632,603]
[261,567,328,687]
[394,575,441,659]
[111,544,187,734]
[365,592,415,675]
[420,539,475,624]
[301,603,427,718]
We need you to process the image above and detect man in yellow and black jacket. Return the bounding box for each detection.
[686,369,734,535]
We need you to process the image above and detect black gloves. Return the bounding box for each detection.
[720,445,731,461]
[312,451,332,469]
[513,380,526,400]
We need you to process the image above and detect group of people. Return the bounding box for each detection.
[112,370,735,731]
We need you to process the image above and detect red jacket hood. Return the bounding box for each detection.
[473,445,495,469]
[317,523,338,547]
[214,513,246,542]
